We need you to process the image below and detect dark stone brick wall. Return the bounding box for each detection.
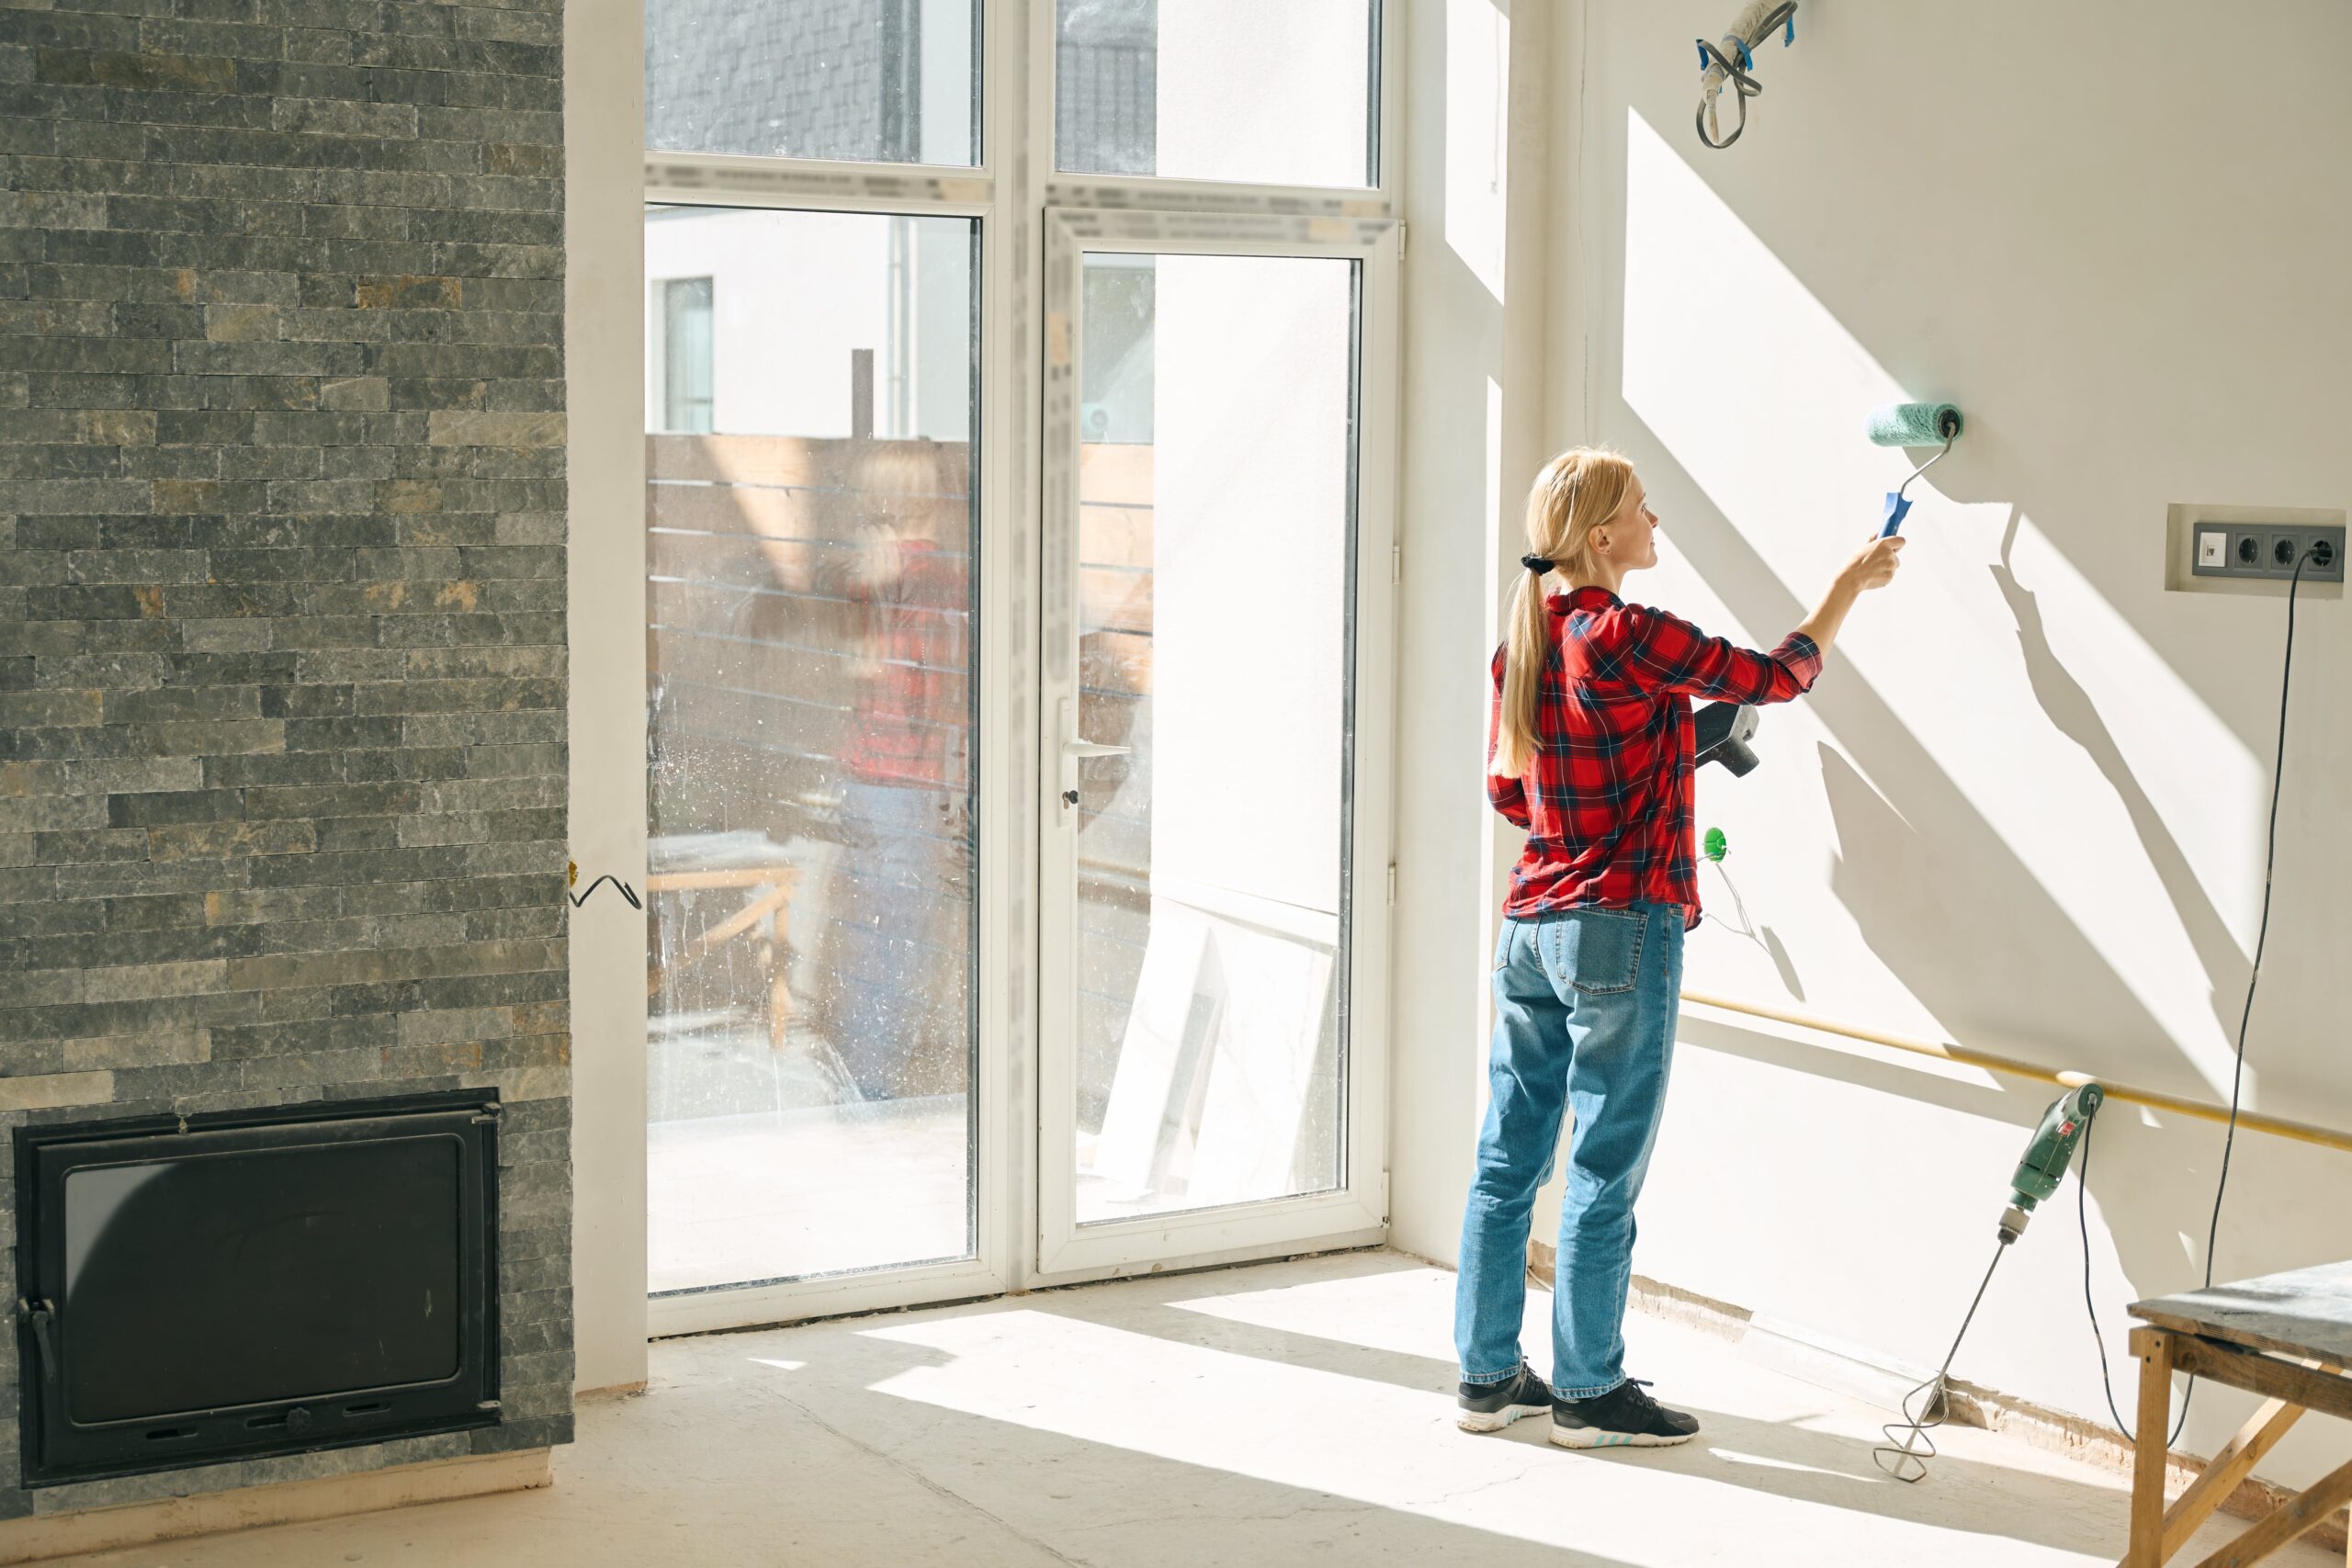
[0,0,571,1514]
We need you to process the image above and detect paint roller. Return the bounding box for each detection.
[1692,400,1957,775]
[1867,401,1963,537]
[1688,404,1962,804]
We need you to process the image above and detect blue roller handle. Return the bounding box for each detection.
[1882,491,1912,537]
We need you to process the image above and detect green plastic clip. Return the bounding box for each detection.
[1702,827,1728,863]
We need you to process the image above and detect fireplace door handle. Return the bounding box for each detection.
[18,1299,56,1383]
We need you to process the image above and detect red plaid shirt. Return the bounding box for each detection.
[842,538,971,791]
[1488,587,1821,929]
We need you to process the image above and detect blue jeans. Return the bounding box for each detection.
[830,778,971,1101]
[1455,903,1685,1399]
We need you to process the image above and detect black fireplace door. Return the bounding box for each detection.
[16,1093,501,1485]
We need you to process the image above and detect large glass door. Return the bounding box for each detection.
[607,0,1397,1340]
[1036,212,1397,1278]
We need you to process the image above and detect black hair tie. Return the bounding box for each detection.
[1520,554,1555,574]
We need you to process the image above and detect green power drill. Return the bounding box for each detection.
[1996,1082,2104,1244]
[1880,1080,2108,1482]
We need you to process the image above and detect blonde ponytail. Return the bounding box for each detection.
[1489,448,1637,779]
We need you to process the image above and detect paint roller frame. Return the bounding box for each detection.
[1870,402,1963,536]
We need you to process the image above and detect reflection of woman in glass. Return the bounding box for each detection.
[823,440,974,1103]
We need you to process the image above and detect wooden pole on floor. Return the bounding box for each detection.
[1681,991,2352,1156]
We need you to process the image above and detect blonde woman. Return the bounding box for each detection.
[1454,449,1903,1449]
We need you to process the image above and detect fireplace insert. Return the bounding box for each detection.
[14,1092,501,1486]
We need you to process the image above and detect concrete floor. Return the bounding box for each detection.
[56,1253,2334,1568]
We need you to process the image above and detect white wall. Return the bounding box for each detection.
[1389,0,1558,1274]
[1393,0,2352,1487]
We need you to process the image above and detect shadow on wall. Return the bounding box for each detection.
[1604,2,2350,743]
[1699,858,1807,999]
[1610,243,2312,1417]
[1633,420,2184,1093]
[1611,92,2267,1102]
[1670,1001,2352,1457]
[1568,4,2352,1443]
[1597,0,2346,1099]
[1983,506,2252,1055]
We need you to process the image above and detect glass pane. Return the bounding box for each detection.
[645,207,978,1293]
[647,0,980,166]
[657,278,714,434]
[1056,0,1376,186]
[1072,252,1357,1225]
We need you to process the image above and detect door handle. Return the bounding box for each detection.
[1057,699,1132,816]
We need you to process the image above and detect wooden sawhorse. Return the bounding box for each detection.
[2121,1260,2352,1566]
[644,836,804,1053]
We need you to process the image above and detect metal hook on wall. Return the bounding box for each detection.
[566,862,642,910]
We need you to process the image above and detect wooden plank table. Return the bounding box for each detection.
[2121,1260,2352,1567]
[645,833,804,1053]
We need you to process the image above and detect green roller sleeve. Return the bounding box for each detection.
[1866,401,1962,447]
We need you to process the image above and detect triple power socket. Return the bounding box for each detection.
[2191,523,2346,584]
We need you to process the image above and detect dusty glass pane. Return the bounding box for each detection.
[644,206,978,1293]
[647,0,980,166]
[1072,252,1356,1225]
[1056,0,1376,186]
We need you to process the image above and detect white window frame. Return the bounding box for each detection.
[574,0,1404,1349]
[647,275,715,434]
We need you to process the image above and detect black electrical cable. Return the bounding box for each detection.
[2077,546,2311,1449]
[2203,547,2309,1289]
[2080,1112,2190,1445]
[1694,3,1800,151]
[568,874,642,910]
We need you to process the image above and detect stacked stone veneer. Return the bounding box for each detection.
[0,0,571,1514]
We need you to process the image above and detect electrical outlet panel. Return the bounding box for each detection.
[2191,523,2345,584]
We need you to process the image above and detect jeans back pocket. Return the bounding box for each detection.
[1541,907,1648,996]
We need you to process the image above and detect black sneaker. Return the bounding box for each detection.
[1550,1378,1700,1449]
[1456,1361,1555,1434]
